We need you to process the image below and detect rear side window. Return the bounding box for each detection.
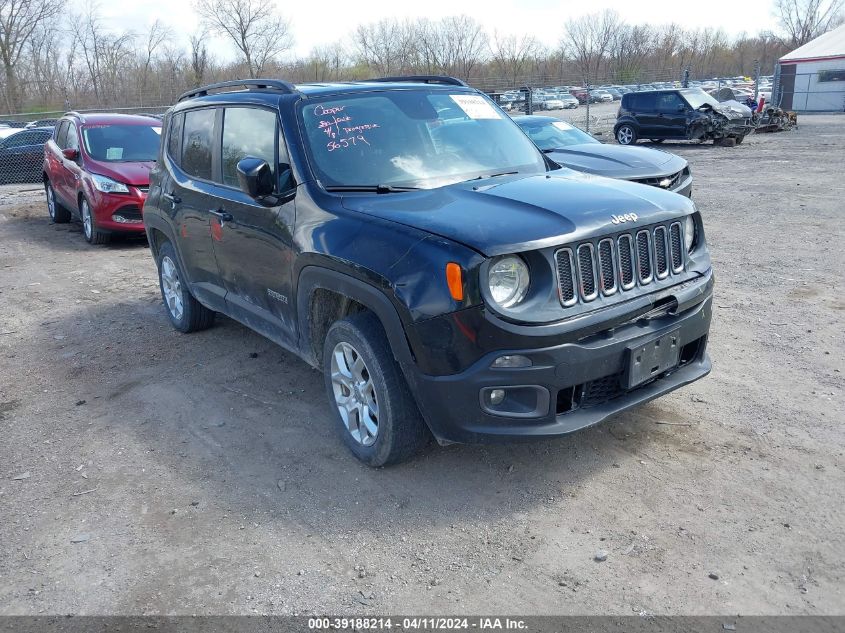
[221,107,276,187]
[630,93,657,111]
[182,108,215,180]
[167,113,184,167]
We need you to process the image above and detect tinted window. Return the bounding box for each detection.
[3,131,49,148]
[82,125,161,161]
[656,93,685,113]
[221,107,276,187]
[65,123,79,151]
[182,108,215,180]
[55,121,69,148]
[631,93,657,111]
[167,113,183,166]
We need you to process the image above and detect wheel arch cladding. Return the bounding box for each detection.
[296,266,414,370]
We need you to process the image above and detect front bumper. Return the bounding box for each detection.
[407,279,712,444]
[87,185,148,234]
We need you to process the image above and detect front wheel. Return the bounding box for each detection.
[616,124,637,145]
[156,241,215,333]
[81,198,110,245]
[323,313,430,467]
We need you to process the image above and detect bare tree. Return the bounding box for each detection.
[773,0,844,46]
[561,10,621,86]
[489,32,541,88]
[137,19,171,104]
[189,29,210,86]
[354,19,421,76]
[195,0,292,77]
[419,15,487,80]
[0,0,61,112]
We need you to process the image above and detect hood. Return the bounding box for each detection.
[340,172,694,257]
[547,144,687,179]
[712,100,753,120]
[85,158,155,186]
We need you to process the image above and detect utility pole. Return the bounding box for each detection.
[753,59,761,101]
[682,68,690,88]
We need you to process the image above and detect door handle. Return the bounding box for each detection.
[209,209,233,223]
[163,192,181,204]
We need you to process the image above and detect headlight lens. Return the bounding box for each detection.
[684,215,696,252]
[91,174,129,194]
[488,255,530,308]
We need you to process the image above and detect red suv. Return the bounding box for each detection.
[43,112,162,244]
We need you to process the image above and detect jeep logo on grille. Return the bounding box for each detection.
[611,213,638,225]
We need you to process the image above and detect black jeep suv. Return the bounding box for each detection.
[614,88,755,146]
[143,76,713,466]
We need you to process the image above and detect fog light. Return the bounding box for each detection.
[491,354,532,369]
[489,389,506,405]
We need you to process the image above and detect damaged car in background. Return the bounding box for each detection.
[614,88,756,147]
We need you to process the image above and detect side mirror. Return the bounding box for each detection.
[62,148,79,161]
[236,157,274,199]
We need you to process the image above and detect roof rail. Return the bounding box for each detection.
[178,79,298,103]
[366,75,469,87]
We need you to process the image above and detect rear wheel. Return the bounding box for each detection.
[734,135,744,145]
[323,312,430,467]
[616,124,637,145]
[157,241,215,333]
[45,182,70,223]
[81,198,110,245]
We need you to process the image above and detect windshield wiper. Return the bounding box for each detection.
[324,184,421,194]
[462,171,519,183]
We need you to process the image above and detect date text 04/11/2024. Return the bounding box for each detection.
[307,617,529,630]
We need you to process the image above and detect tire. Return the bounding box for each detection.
[156,240,215,333]
[716,137,737,147]
[323,312,430,467]
[80,197,110,245]
[734,135,744,145]
[45,182,70,223]
[616,124,637,145]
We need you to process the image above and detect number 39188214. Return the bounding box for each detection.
[327,135,370,151]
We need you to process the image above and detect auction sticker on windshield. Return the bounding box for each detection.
[449,95,501,119]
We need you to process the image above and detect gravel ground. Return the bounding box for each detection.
[0,115,843,616]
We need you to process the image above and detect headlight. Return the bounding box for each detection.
[91,174,129,194]
[488,255,530,308]
[684,215,696,252]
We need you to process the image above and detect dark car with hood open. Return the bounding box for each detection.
[142,76,713,466]
[614,87,756,147]
[515,115,692,197]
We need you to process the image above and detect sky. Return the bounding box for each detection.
[93,0,783,59]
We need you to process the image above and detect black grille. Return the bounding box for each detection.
[654,226,668,278]
[636,231,652,282]
[581,372,624,407]
[618,235,634,288]
[577,244,596,299]
[632,169,684,190]
[670,223,683,271]
[555,249,576,305]
[113,205,142,221]
[554,219,688,308]
[598,240,615,294]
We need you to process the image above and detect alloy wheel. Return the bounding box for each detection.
[330,341,379,446]
[47,186,55,219]
[617,127,633,145]
[81,200,92,239]
[160,256,184,321]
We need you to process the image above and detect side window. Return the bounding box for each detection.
[657,93,685,113]
[632,93,657,111]
[55,121,68,148]
[4,132,35,148]
[167,112,184,166]
[221,107,276,188]
[65,123,79,151]
[182,108,215,180]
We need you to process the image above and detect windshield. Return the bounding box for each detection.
[517,119,597,150]
[681,88,721,109]
[82,124,161,162]
[299,90,548,189]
